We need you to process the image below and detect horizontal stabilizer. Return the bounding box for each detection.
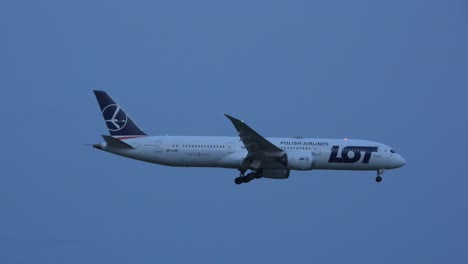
[102,135,134,149]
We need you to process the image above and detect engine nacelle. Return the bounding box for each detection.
[284,151,314,170]
[262,168,290,179]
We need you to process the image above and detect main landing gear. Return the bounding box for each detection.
[235,170,262,185]
[376,169,385,183]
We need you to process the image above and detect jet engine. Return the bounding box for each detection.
[282,151,314,170]
[262,168,290,179]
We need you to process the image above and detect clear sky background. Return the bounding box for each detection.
[1,0,467,263]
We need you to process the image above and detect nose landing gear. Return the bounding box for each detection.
[375,169,385,183]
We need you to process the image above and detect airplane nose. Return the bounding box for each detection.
[397,155,406,167]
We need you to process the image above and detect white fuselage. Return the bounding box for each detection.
[96,136,406,172]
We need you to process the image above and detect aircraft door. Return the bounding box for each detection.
[227,142,235,153]
[313,145,321,155]
[155,141,163,152]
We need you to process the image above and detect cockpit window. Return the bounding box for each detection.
[390,149,396,154]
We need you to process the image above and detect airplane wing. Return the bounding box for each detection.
[225,114,283,153]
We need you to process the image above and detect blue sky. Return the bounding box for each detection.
[1,0,467,263]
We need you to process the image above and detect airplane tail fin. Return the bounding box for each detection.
[93,90,147,137]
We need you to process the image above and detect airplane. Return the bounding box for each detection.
[92,90,405,184]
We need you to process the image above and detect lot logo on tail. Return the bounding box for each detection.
[102,104,128,131]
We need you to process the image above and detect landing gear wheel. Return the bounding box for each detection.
[234,177,243,185]
[375,176,382,183]
[234,170,262,185]
[243,173,253,183]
